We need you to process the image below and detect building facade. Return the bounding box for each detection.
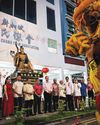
[60,0,88,82]
[0,0,87,82]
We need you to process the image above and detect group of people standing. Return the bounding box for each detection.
[0,74,42,119]
[43,76,94,112]
[0,74,94,120]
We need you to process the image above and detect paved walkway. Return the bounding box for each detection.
[0,112,57,125]
[0,112,97,125]
[45,116,98,125]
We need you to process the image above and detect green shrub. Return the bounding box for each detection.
[58,99,65,114]
[79,100,86,111]
[14,109,25,125]
[90,99,96,108]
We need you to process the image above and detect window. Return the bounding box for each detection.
[14,0,25,20]
[67,36,71,40]
[0,0,37,24]
[67,20,75,34]
[65,3,74,16]
[27,0,37,24]
[70,0,76,4]
[0,0,13,15]
[47,0,54,5]
[47,8,56,31]
[48,38,57,53]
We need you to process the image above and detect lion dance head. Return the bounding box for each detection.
[65,0,100,64]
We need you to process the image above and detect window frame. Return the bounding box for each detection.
[0,0,13,15]
[46,7,56,31]
[26,0,37,24]
[1,0,37,24]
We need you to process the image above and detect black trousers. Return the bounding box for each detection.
[88,90,94,107]
[25,100,33,116]
[59,96,66,100]
[44,91,52,113]
[14,97,23,111]
[81,96,86,102]
[34,94,41,114]
[66,95,74,111]
[0,98,2,117]
[52,96,58,111]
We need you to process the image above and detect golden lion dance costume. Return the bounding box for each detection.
[65,0,100,123]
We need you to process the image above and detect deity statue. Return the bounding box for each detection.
[10,43,33,72]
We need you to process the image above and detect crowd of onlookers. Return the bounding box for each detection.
[0,73,95,120]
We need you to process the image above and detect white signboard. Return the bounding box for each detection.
[0,12,42,63]
[0,13,39,47]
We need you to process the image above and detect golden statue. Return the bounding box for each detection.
[11,44,33,72]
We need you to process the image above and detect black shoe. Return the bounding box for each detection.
[49,111,52,113]
[33,113,36,115]
[38,112,42,114]
[29,113,33,116]
[26,114,29,117]
[54,109,57,112]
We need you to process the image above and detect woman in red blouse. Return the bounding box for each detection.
[3,76,14,119]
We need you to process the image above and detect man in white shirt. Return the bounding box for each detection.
[13,75,24,111]
[65,76,74,111]
[43,76,52,113]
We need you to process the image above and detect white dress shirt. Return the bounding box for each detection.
[13,81,24,97]
[74,83,81,96]
[43,81,52,93]
[65,82,73,95]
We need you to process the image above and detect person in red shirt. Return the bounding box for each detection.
[33,78,43,115]
[3,76,14,119]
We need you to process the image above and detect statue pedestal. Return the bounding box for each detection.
[11,69,43,84]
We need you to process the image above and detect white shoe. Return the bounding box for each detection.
[6,117,11,120]
[75,108,77,111]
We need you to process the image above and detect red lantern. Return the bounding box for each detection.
[42,68,49,73]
